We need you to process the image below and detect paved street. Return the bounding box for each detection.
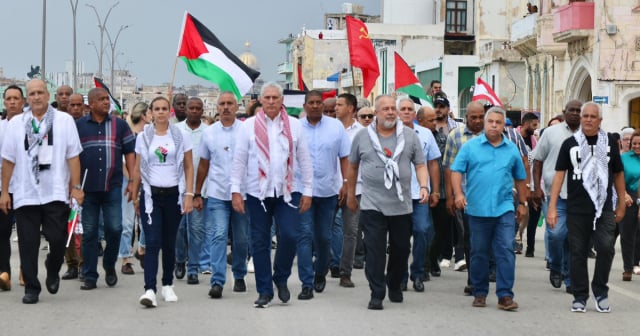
[1,226,640,336]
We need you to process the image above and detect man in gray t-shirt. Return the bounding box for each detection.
[346,95,429,310]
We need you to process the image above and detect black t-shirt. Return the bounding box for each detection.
[555,133,623,215]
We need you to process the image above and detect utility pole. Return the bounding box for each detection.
[86,1,119,79]
[106,24,130,91]
[41,0,47,81]
[70,0,79,90]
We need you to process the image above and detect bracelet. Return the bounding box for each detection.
[420,186,428,189]
[343,179,348,183]
[128,179,133,183]
[184,192,194,197]
[432,192,440,197]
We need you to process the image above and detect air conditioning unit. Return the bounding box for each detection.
[606,25,617,35]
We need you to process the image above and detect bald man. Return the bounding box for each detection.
[55,85,73,112]
[68,94,84,120]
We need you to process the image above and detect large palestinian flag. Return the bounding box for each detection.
[177,12,260,100]
[94,77,122,115]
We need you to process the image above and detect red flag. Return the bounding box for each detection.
[472,78,503,107]
[346,16,379,98]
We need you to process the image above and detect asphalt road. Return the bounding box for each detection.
[1,226,639,336]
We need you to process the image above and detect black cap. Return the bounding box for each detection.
[434,97,449,107]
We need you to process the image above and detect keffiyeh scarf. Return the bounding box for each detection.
[23,105,55,184]
[367,117,405,201]
[573,128,609,229]
[254,106,294,204]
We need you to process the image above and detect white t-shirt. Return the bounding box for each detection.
[2,110,83,208]
[135,128,193,188]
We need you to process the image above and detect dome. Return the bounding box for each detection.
[239,41,259,70]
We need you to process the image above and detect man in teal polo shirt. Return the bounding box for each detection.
[451,106,528,311]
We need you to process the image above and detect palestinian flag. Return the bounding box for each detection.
[177,12,260,101]
[93,77,122,115]
[394,52,432,107]
[283,89,306,117]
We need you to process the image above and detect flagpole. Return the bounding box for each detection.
[168,56,179,105]
[350,65,357,97]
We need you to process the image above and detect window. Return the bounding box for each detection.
[446,0,467,33]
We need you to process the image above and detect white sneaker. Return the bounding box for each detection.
[139,289,157,308]
[161,285,178,302]
[634,266,640,275]
[454,260,467,272]
[439,259,451,268]
[247,258,255,273]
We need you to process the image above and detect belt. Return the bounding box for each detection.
[150,186,179,196]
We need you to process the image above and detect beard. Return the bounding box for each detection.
[381,118,397,129]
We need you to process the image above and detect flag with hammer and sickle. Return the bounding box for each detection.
[346,15,380,97]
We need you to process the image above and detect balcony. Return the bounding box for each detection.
[552,2,594,43]
[277,62,293,74]
[511,13,538,57]
[536,13,566,57]
[478,40,521,65]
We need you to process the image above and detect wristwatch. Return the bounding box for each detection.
[73,184,82,190]
[519,201,528,207]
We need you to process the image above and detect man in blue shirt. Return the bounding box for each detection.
[451,106,528,311]
[76,88,136,290]
[297,91,351,300]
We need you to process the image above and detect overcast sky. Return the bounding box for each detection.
[1,0,381,87]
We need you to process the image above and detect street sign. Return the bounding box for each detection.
[593,96,609,104]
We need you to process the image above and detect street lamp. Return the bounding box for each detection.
[86,1,119,79]
[106,24,130,90]
[70,0,79,90]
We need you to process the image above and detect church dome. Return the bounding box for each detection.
[239,41,259,70]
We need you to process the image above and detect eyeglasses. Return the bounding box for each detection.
[359,114,374,119]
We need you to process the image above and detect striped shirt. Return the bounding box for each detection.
[76,114,135,192]
[442,126,481,168]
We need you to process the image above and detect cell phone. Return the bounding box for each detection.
[251,93,258,100]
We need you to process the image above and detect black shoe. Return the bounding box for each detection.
[400,280,407,292]
[80,281,97,290]
[105,269,117,287]
[254,294,273,308]
[209,284,223,298]
[227,252,232,266]
[430,264,441,277]
[313,275,326,293]
[525,249,534,258]
[22,293,39,304]
[233,279,246,292]
[78,271,85,281]
[175,262,186,280]
[61,267,78,280]
[271,240,277,249]
[588,249,597,259]
[297,287,314,300]
[549,270,562,288]
[413,278,425,292]
[464,285,474,296]
[489,271,496,283]
[277,284,290,303]
[45,274,60,294]
[368,297,383,310]
[187,274,199,285]
[97,242,104,257]
[330,266,340,278]
[353,259,364,269]
[388,289,403,303]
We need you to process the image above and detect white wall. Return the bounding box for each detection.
[383,0,438,25]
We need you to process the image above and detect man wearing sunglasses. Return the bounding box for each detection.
[357,107,375,127]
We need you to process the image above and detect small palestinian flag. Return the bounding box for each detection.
[283,89,306,117]
[177,12,260,101]
[93,77,122,115]
[394,52,432,107]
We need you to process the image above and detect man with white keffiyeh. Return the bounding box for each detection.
[548,102,625,313]
[346,95,429,310]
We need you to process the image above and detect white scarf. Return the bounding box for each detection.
[367,117,405,201]
[573,128,609,229]
[23,105,55,184]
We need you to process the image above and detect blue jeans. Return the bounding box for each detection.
[175,200,207,275]
[468,212,516,299]
[330,207,343,268]
[543,197,571,286]
[119,178,135,259]
[139,189,181,292]
[207,198,249,286]
[297,195,338,288]
[246,193,301,296]
[81,188,123,283]
[199,198,214,272]
[409,200,434,281]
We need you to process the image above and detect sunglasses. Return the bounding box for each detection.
[359,114,374,119]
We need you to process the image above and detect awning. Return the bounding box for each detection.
[326,72,340,82]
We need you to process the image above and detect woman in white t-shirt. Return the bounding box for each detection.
[131,97,194,308]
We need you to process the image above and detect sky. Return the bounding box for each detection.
[1,0,381,87]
